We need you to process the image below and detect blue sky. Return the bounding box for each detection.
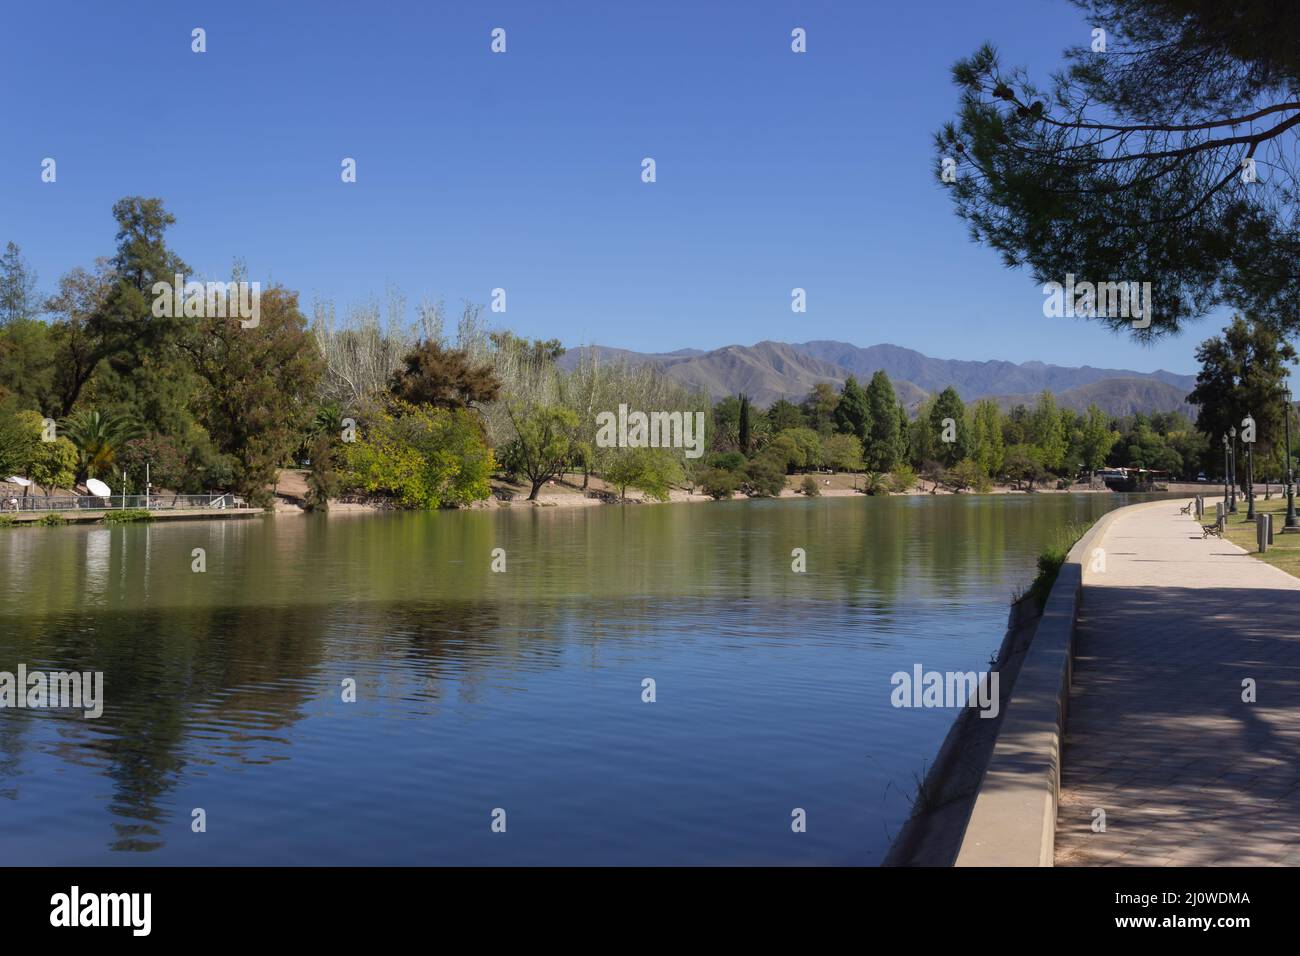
[1,0,1234,376]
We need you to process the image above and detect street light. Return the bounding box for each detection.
[1229,426,1239,514]
[1223,434,1231,512]
[1245,428,1255,519]
[1286,385,1298,530]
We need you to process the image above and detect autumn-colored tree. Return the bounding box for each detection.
[389,340,501,410]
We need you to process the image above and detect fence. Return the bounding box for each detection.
[1,493,244,513]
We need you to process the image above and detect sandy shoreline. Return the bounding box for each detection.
[269,469,1117,515]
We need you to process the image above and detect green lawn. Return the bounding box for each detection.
[1215,495,1300,579]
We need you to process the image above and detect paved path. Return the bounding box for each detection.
[1055,500,1300,866]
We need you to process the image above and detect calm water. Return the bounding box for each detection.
[0,494,1139,865]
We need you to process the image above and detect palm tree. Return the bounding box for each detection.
[59,409,141,481]
[862,471,889,496]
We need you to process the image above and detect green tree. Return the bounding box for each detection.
[1004,444,1047,490]
[343,402,493,508]
[864,371,902,470]
[44,260,114,417]
[1079,403,1118,472]
[507,403,580,500]
[833,376,870,443]
[969,399,1005,477]
[0,399,38,478]
[59,408,142,480]
[766,398,805,432]
[937,1,1300,338]
[700,467,740,499]
[0,318,57,412]
[185,284,324,507]
[821,433,863,472]
[738,394,752,454]
[744,452,788,497]
[0,242,39,326]
[780,426,822,471]
[89,198,199,448]
[801,382,840,435]
[1187,315,1297,467]
[604,447,681,501]
[929,387,968,467]
[1030,391,1069,473]
[946,457,992,493]
[15,410,76,493]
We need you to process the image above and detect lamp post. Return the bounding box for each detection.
[1286,385,1298,530]
[1223,434,1231,512]
[1229,426,1239,514]
[1245,433,1255,519]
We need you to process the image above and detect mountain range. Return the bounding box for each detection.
[558,341,1199,419]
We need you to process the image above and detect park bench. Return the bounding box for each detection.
[1179,501,1194,515]
[1201,522,1223,539]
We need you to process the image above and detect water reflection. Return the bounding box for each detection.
[0,495,1142,864]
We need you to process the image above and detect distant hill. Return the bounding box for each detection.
[558,340,1197,417]
[987,377,1199,420]
[790,341,1196,398]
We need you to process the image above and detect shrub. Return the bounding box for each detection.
[37,513,67,526]
[945,458,992,493]
[700,467,739,500]
[890,464,917,494]
[861,471,890,495]
[1023,522,1090,611]
[343,402,494,509]
[744,453,787,497]
[101,509,153,524]
[707,451,747,472]
[800,475,821,496]
[304,433,338,512]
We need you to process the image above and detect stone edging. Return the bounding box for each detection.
[953,500,1167,866]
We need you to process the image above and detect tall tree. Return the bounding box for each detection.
[1187,314,1297,465]
[738,394,752,454]
[801,382,840,435]
[969,399,1005,476]
[44,259,114,416]
[864,371,902,470]
[185,284,324,506]
[0,242,39,326]
[1030,391,1069,472]
[89,198,197,443]
[1079,403,1118,473]
[833,376,870,444]
[938,1,1300,338]
[929,387,968,467]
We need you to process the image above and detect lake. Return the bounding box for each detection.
[0,494,1138,865]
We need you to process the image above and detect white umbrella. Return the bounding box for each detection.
[5,476,32,487]
[86,477,112,499]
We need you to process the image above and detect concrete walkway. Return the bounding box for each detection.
[1056,500,1300,866]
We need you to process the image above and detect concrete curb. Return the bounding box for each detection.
[953,499,1170,866]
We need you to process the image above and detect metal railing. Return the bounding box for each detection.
[1,493,245,513]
